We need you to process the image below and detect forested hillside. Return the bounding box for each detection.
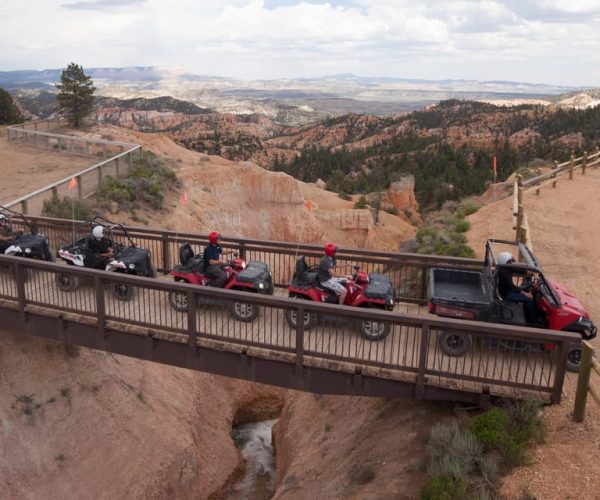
[272,100,600,209]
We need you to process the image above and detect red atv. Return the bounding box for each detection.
[285,255,395,340]
[428,239,597,372]
[168,243,274,322]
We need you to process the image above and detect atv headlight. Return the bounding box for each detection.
[258,282,265,289]
[386,297,394,306]
[129,263,135,270]
[25,248,32,254]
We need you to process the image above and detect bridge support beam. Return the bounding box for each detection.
[0,305,489,405]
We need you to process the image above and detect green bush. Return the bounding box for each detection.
[42,196,91,220]
[416,225,438,244]
[434,243,476,258]
[384,206,400,215]
[339,192,352,201]
[456,202,480,218]
[426,422,483,480]
[421,474,467,500]
[97,152,177,210]
[449,232,467,244]
[469,400,545,467]
[453,219,471,233]
[354,195,368,209]
[469,408,509,451]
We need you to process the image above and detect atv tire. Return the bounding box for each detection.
[113,282,134,301]
[169,290,189,312]
[231,301,260,322]
[285,307,317,330]
[438,331,472,357]
[56,273,80,292]
[566,345,582,373]
[359,319,390,341]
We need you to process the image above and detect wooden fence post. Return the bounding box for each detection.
[516,204,524,242]
[569,155,574,180]
[573,341,594,422]
[582,151,588,175]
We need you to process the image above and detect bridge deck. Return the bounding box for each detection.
[0,263,566,403]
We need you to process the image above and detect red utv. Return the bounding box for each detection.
[428,239,597,372]
[168,242,274,322]
[284,255,395,340]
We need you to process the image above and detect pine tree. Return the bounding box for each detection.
[0,87,24,125]
[56,63,95,128]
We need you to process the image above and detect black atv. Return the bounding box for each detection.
[0,207,53,280]
[56,216,155,300]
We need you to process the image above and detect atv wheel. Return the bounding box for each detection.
[566,345,582,373]
[169,290,188,312]
[113,282,134,301]
[285,308,317,330]
[360,319,390,341]
[231,302,260,322]
[56,273,80,292]
[438,331,472,357]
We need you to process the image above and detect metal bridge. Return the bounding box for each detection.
[0,216,575,406]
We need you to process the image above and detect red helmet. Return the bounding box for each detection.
[208,231,220,245]
[324,242,338,257]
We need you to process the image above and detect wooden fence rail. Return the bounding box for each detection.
[5,118,142,215]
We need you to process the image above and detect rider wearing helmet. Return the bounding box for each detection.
[496,251,537,323]
[317,242,351,305]
[88,225,115,269]
[0,214,16,253]
[203,231,233,287]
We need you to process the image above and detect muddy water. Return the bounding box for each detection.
[227,419,277,499]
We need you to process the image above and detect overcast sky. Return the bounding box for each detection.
[1,0,599,86]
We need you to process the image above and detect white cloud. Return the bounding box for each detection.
[0,0,599,86]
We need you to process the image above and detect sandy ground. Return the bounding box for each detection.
[468,167,600,500]
[0,126,92,205]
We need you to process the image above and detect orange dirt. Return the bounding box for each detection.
[467,167,600,500]
[0,126,92,205]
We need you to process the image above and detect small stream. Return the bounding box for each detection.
[227,419,277,500]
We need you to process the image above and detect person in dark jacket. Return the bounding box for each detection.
[0,214,16,253]
[497,251,537,323]
[203,231,233,287]
[317,242,352,305]
[88,225,115,269]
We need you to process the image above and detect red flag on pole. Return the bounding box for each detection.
[493,156,497,177]
[67,177,77,190]
[181,191,188,205]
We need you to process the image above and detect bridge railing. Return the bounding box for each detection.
[9,215,482,306]
[0,255,575,403]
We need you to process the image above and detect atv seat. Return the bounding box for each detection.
[291,255,318,286]
[179,243,195,266]
[497,299,526,325]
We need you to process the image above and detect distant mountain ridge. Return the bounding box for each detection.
[0,66,580,95]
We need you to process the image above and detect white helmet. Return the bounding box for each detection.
[497,251,514,265]
[92,226,104,239]
[0,214,6,223]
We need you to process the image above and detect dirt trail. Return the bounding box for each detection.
[0,126,92,205]
[468,168,600,500]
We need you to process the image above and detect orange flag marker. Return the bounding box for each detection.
[182,191,188,205]
[304,199,313,212]
[67,177,77,190]
[493,156,497,177]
